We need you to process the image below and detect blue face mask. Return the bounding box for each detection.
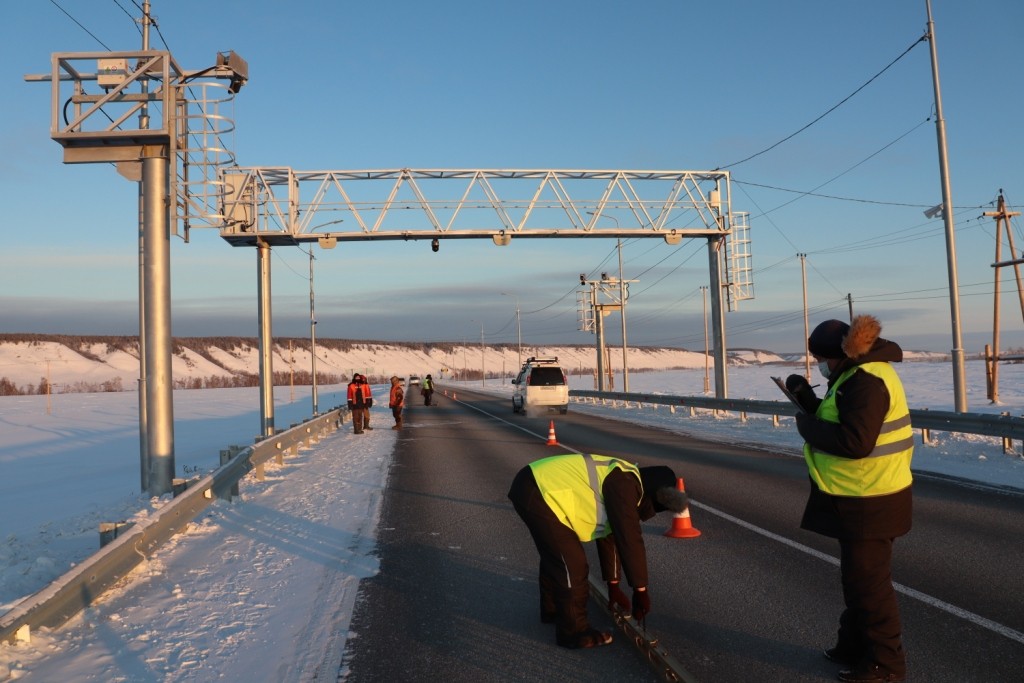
[818,361,832,379]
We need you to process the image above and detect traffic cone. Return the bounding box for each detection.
[546,420,558,446]
[664,477,701,538]
[453,392,457,400]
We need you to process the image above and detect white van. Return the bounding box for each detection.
[512,357,569,414]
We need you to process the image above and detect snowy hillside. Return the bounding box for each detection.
[0,334,950,394]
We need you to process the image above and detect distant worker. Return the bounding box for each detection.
[507,453,688,649]
[347,374,373,434]
[360,375,374,430]
[422,374,435,406]
[389,376,405,430]
[785,315,913,683]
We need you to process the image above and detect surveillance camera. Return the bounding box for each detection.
[431,238,439,253]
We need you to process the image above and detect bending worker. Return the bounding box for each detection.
[508,453,688,649]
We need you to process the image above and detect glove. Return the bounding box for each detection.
[784,374,810,393]
[607,582,630,613]
[785,374,817,409]
[632,588,651,622]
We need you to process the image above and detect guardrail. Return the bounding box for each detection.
[570,389,1024,448]
[0,407,349,645]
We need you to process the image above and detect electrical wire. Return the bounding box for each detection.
[716,34,927,170]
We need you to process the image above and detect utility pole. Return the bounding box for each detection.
[925,0,968,412]
[983,191,1023,403]
[800,253,810,380]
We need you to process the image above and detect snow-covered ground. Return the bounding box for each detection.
[1,360,1022,680]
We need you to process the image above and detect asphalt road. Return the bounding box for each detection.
[341,388,1024,682]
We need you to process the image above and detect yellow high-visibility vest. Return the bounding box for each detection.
[530,454,641,541]
[804,362,914,497]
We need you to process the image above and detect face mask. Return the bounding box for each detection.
[818,361,832,379]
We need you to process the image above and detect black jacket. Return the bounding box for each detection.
[596,468,656,588]
[794,322,913,540]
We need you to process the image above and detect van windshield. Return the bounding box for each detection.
[529,367,565,386]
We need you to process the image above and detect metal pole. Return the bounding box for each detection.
[136,0,152,493]
[925,0,968,412]
[701,286,709,393]
[707,236,729,398]
[596,303,607,392]
[257,239,275,437]
[516,301,522,370]
[309,250,319,415]
[800,253,810,380]
[142,150,175,495]
[480,322,485,387]
[618,239,629,392]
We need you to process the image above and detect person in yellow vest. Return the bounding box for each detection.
[786,315,913,683]
[507,454,688,649]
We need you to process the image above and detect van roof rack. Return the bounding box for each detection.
[525,356,559,364]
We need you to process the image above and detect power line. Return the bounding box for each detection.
[48,0,112,49]
[716,34,927,170]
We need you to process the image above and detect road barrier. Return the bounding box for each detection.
[0,407,348,645]
[570,389,1024,452]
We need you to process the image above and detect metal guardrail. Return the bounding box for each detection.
[0,407,348,645]
[570,390,1024,443]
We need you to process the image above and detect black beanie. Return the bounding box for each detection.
[639,466,677,512]
[808,319,850,359]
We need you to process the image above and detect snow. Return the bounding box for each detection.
[1,358,1023,680]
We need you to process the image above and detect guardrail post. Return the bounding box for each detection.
[219,447,241,499]
[920,408,931,445]
[740,411,747,423]
[1002,412,1013,454]
[772,414,780,428]
[275,440,284,465]
[689,406,695,417]
[99,521,135,547]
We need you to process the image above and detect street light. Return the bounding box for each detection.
[501,292,522,371]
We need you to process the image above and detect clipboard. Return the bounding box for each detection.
[771,376,806,413]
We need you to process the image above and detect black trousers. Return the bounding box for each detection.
[837,538,905,676]
[508,466,593,642]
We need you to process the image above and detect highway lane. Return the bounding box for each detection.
[341,388,1024,682]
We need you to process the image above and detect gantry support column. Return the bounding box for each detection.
[142,148,175,495]
[257,239,275,438]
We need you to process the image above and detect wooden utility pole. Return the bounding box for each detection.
[983,191,1023,402]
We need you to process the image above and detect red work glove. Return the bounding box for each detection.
[632,587,651,622]
[607,582,630,614]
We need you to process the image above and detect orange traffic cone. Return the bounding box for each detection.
[664,477,701,538]
[546,420,558,445]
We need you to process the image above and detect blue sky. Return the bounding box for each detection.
[2,0,1023,354]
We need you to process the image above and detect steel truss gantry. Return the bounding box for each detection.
[218,166,747,403]
[217,167,733,246]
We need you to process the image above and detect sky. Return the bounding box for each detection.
[2,357,1023,679]
[2,1,1024,354]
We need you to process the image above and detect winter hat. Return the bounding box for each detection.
[808,319,850,359]
[638,466,687,513]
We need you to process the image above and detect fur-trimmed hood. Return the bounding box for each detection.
[809,314,902,364]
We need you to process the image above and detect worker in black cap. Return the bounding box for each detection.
[507,453,688,649]
[786,314,913,683]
